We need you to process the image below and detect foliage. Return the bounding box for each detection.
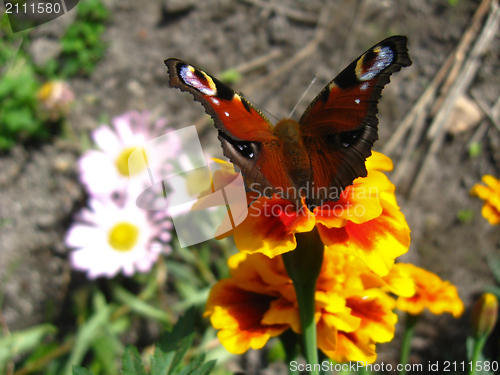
[0,24,44,149]
[72,309,216,375]
[0,0,108,150]
[57,0,109,77]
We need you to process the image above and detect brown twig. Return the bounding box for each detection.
[426,0,493,130]
[242,7,330,97]
[465,95,500,152]
[409,0,500,198]
[233,49,283,75]
[383,0,493,155]
[238,0,318,24]
[340,0,370,68]
[471,91,500,133]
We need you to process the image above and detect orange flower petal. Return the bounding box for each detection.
[315,170,394,228]
[319,199,410,276]
[395,263,464,318]
[233,197,315,258]
[482,203,500,225]
[347,291,397,343]
[262,298,301,333]
[321,331,377,364]
[317,318,338,352]
[228,253,295,300]
[205,280,288,354]
[359,264,416,298]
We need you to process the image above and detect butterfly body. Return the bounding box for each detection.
[165,36,412,211]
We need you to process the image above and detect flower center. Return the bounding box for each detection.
[108,222,139,252]
[115,146,146,177]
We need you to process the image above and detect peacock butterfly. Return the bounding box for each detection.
[165,36,411,211]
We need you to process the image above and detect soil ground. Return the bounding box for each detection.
[1,0,500,373]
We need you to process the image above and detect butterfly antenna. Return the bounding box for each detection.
[289,75,317,118]
[243,97,279,123]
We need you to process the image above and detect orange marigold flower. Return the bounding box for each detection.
[205,250,411,362]
[230,152,410,276]
[470,175,500,225]
[394,263,464,318]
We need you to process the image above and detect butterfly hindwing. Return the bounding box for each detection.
[299,36,412,208]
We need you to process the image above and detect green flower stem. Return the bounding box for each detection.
[280,330,300,375]
[399,313,419,375]
[282,226,324,375]
[469,335,488,375]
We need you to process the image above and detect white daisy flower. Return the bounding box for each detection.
[66,193,172,279]
[78,111,179,198]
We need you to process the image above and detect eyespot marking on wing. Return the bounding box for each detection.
[179,65,217,96]
[356,46,394,81]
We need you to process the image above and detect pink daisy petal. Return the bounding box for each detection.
[65,225,98,248]
[79,151,121,196]
[113,115,136,144]
[92,126,121,154]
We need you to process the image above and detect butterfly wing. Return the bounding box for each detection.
[299,36,412,208]
[165,59,292,198]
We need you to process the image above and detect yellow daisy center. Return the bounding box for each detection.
[108,222,140,252]
[115,146,147,177]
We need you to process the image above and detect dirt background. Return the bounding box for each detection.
[1,0,500,373]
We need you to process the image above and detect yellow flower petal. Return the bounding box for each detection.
[366,151,394,172]
[482,175,500,190]
[470,175,500,226]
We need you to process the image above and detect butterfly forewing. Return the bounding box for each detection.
[299,36,412,208]
[165,58,293,199]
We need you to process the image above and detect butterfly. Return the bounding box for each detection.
[165,36,411,211]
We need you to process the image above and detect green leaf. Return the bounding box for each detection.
[122,345,147,375]
[91,331,122,375]
[154,309,196,375]
[191,360,216,375]
[0,324,57,370]
[158,308,196,353]
[469,141,482,157]
[62,300,112,375]
[219,69,241,84]
[487,254,500,285]
[457,209,475,224]
[71,309,216,375]
[150,347,176,375]
[72,366,95,375]
[113,285,172,325]
[174,355,203,375]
